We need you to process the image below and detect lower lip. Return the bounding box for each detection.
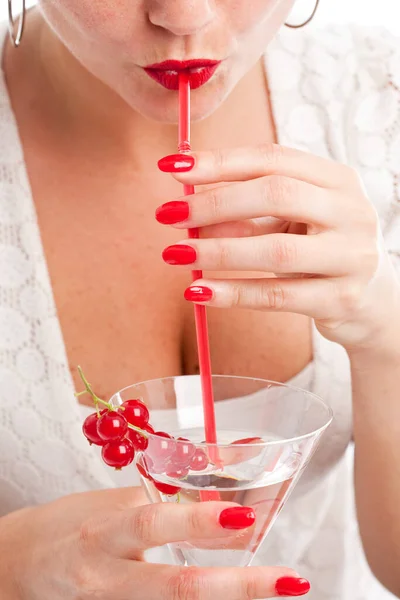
[144,64,219,91]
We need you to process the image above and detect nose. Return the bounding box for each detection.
[148,0,215,36]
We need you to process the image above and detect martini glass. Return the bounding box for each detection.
[111,375,332,568]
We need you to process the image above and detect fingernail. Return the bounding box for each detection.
[162,244,197,265]
[275,577,311,596]
[158,154,195,173]
[155,201,190,225]
[219,507,256,530]
[184,286,213,303]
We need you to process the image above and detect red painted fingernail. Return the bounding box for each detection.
[155,201,190,225]
[162,244,197,265]
[158,154,195,173]
[219,507,256,530]
[184,286,213,302]
[275,577,311,596]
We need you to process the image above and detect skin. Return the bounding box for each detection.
[0,489,297,599]
[36,0,294,122]
[1,0,400,597]
[4,1,311,402]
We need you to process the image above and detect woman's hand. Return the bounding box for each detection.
[156,145,400,354]
[0,487,304,599]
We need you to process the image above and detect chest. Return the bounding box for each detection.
[23,147,312,402]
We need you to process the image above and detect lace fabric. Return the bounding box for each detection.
[0,21,399,598]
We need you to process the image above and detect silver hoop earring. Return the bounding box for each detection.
[285,0,320,29]
[8,0,26,48]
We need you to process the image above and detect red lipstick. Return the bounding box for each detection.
[144,59,221,91]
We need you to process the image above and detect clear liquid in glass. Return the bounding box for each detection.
[142,429,302,567]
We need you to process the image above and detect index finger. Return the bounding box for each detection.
[168,143,351,189]
[101,502,256,556]
[122,562,309,600]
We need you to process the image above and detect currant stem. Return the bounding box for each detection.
[76,366,113,411]
[77,366,149,438]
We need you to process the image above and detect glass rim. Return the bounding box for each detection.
[110,374,334,448]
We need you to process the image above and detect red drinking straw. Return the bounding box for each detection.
[178,74,220,500]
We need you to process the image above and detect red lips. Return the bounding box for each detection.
[144,59,221,91]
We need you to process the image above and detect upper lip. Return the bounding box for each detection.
[145,59,221,71]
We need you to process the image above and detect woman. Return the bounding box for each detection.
[0,0,400,597]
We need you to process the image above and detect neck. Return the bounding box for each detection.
[6,9,276,170]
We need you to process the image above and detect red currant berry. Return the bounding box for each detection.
[127,428,148,451]
[97,411,128,442]
[151,460,168,474]
[148,432,176,464]
[190,449,209,471]
[82,412,106,446]
[172,437,196,466]
[153,480,181,496]
[101,439,135,469]
[121,399,149,428]
[165,464,190,479]
[137,461,153,480]
[144,423,155,434]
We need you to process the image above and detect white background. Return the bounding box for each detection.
[2,0,400,33]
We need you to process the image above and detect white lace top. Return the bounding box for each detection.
[1,21,400,600]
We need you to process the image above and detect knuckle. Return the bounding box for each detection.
[230,282,245,308]
[264,175,295,210]
[78,518,101,550]
[259,283,287,310]
[268,237,298,271]
[205,187,223,221]
[343,165,363,189]
[361,244,380,275]
[213,147,227,171]
[73,564,101,599]
[186,507,203,537]
[351,236,380,276]
[214,238,231,270]
[166,567,204,600]
[337,281,362,312]
[131,505,159,546]
[242,574,258,600]
[362,206,380,234]
[258,143,283,172]
[349,197,380,234]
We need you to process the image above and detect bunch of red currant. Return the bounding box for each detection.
[78,366,152,468]
[139,433,210,495]
[82,399,152,468]
[78,368,209,497]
